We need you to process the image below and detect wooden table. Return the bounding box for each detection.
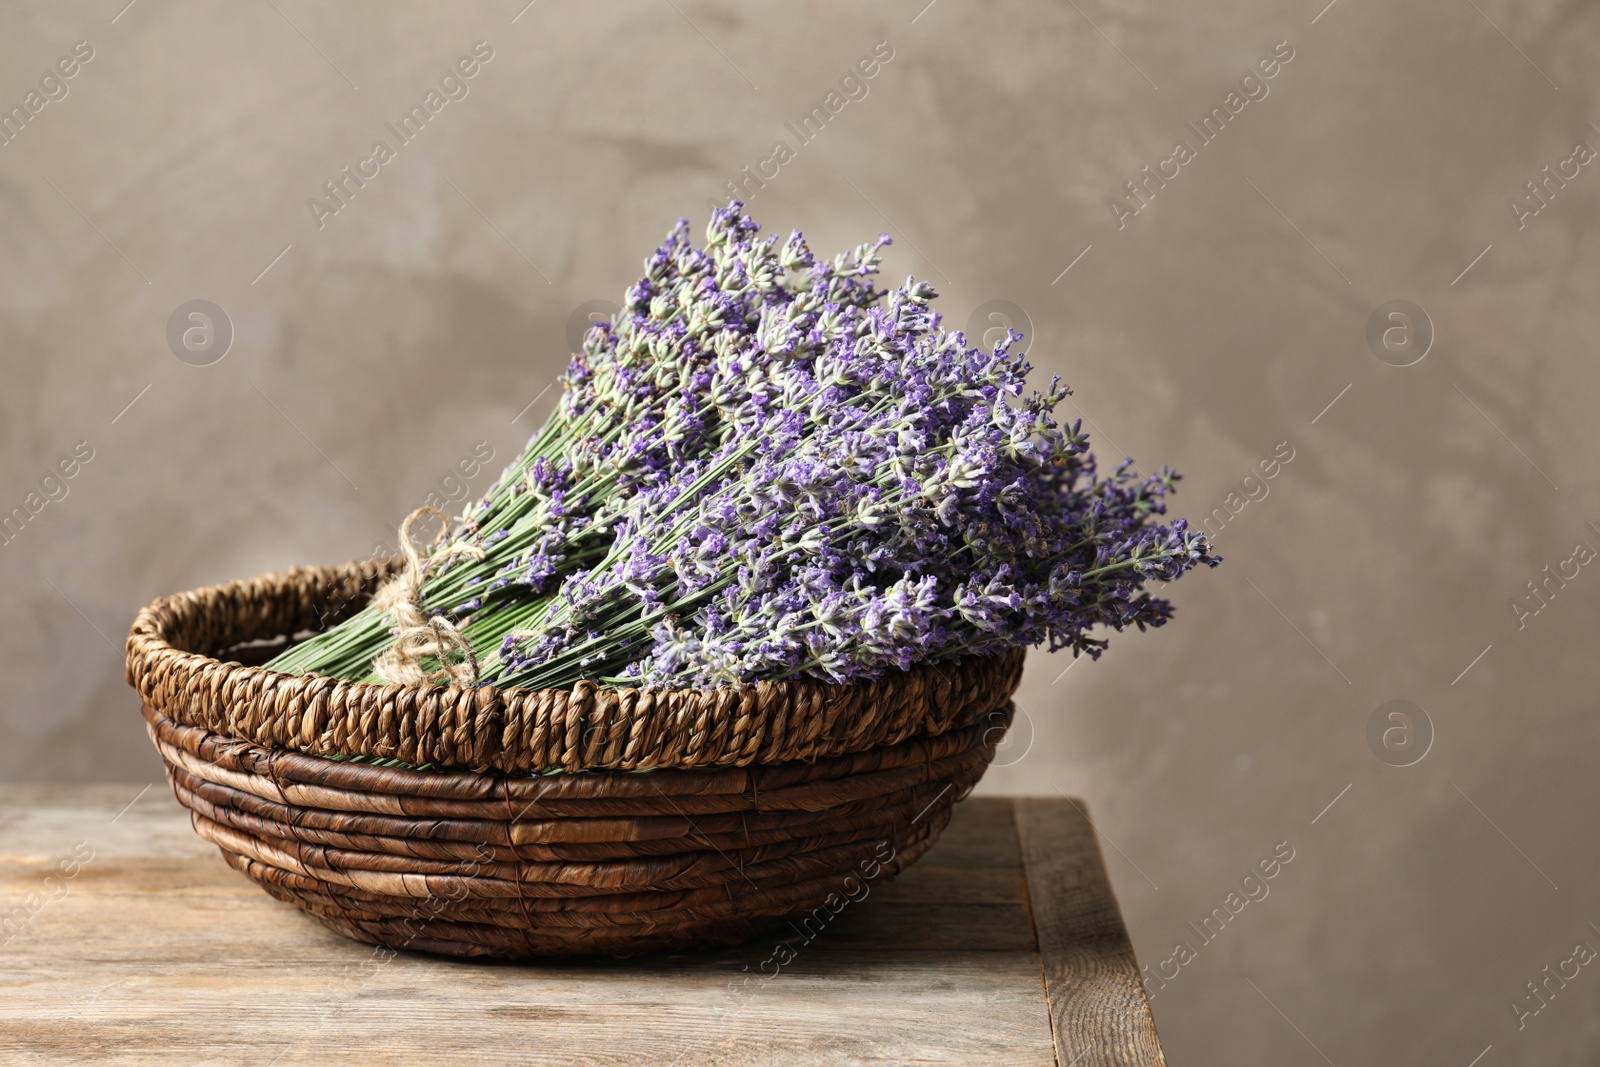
[0,785,1165,1066]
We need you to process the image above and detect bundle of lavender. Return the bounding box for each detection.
[267,204,1217,691]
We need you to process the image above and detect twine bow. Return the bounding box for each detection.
[371,507,486,687]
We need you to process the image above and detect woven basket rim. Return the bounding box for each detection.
[126,559,1026,775]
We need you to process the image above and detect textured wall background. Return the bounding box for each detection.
[3,1,1599,1062]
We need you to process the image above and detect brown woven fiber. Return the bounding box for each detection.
[126,561,1025,957]
[126,559,1025,774]
[145,701,1007,957]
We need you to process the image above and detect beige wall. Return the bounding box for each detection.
[4,1,1599,1062]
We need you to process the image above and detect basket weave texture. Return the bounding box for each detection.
[126,559,1024,774]
[126,561,1025,958]
[145,701,1008,957]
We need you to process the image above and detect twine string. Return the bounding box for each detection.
[371,506,485,687]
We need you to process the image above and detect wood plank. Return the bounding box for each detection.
[0,787,1164,1065]
[2,948,1059,1065]
[863,862,1026,905]
[823,901,1038,952]
[915,796,1023,868]
[1015,797,1166,1067]
[0,785,1060,1067]
[0,782,207,859]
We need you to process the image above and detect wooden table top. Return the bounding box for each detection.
[0,785,1165,1066]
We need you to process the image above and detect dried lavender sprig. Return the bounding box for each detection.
[268,202,1218,691]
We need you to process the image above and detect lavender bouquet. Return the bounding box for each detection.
[267,204,1216,691]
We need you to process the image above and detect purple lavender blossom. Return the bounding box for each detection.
[269,201,1218,689]
[466,202,1219,688]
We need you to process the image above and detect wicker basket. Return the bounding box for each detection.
[126,560,1025,958]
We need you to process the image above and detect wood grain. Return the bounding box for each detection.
[1015,797,1167,1067]
[0,785,1162,1066]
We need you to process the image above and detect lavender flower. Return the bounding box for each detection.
[268,203,1218,690]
